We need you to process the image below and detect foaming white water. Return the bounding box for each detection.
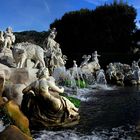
[64,87,94,101]
[0,121,5,132]
[33,130,102,140]
[88,84,115,91]
[76,88,96,101]
[64,84,116,101]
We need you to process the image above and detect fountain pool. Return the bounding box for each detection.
[32,86,140,140]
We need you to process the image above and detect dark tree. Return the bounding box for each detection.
[50,2,136,67]
[15,31,49,47]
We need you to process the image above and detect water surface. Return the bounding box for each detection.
[33,86,140,140]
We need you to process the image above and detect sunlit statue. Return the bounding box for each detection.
[50,43,65,70]
[12,42,46,68]
[43,28,66,72]
[48,27,57,39]
[21,67,79,127]
[43,27,57,53]
[3,27,15,49]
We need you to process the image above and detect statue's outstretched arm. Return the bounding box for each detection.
[48,81,64,93]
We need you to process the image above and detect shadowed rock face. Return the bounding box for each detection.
[0,97,5,106]
[0,125,32,140]
[0,99,32,139]
[0,70,5,97]
[3,84,26,106]
[4,101,31,136]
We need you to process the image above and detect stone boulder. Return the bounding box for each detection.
[0,70,5,96]
[3,84,26,106]
[0,64,38,85]
[0,97,6,107]
[4,101,31,136]
[10,68,38,85]
[0,64,11,80]
[0,48,16,68]
[0,125,32,140]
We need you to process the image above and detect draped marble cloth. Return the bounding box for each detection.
[21,90,79,128]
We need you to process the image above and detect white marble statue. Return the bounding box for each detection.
[50,43,65,69]
[43,27,57,52]
[92,51,100,64]
[48,27,57,39]
[12,42,46,68]
[21,67,79,126]
[96,69,107,85]
[80,55,91,68]
[43,28,66,72]
[132,59,140,71]
[106,63,116,80]
[132,66,140,83]
[3,27,15,49]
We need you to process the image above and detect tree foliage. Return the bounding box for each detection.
[50,2,136,66]
[14,2,137,67]
[15,30,49,47]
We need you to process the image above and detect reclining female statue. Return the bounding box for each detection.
[21,67,79,128]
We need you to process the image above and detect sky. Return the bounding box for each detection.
[0,0,140,32]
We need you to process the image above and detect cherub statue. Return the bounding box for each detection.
[92,51,100,64]
[21,67,79,127]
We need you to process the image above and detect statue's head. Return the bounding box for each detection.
[52,27,56,31]
[6,27,13,32]
[109,63,113,66]
[132,61,136,64]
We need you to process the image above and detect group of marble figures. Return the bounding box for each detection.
[0,26,140,138]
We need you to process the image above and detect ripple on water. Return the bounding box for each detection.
[33,130,103,140]
[64,85,116,102]
[32,124,137,140]
[0,121,5,132]
[33,87,140,140]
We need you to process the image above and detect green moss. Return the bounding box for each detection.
[76,80,87,88]
[60,93,81,108]
[65,80,88,88]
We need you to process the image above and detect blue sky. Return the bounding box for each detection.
[0,0,140,32]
